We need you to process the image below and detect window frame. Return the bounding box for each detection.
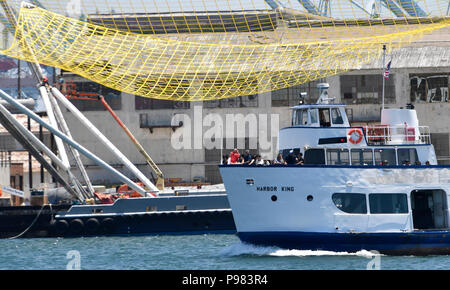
[369,193,409,214]
[374,148,397,166]
[340,74,396,105]
[331,108,344,125]
[326,148,350,165]
[332,193,368,214]
[304,148,325,165]
[319,108,331,127]
[397,148,419,165]
[350,148,374,166]
[310,109,319,125]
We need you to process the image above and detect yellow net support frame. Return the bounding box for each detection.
[1,0,449,101]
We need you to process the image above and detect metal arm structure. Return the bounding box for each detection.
[1,1,90,200]
[2,1,100,200]
[0,1,16,30]
[0,15,13,34]
[38,86,70,168]
[0,101,75,177]
[63,92,165,190]
[15,3,71,172]
[296,0,320,14]
[50,87,159,195]
[292,0,425,18]
[0,89,152,197]
[380,0,406,17]
[46,86,95,196]
[0,102,82,200]
[2,2,159,198]
[396,0,427,16]
[264,0,283,9]
[98,95,164,190]
[1,3,69,167]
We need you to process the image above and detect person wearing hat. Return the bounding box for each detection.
[285,150,298,165]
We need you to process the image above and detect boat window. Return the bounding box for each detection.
[374,148,396,165]
[332,193,367,214]
[301,110,308,125]
[326,149,350,165]
[319,108,331,127]
[331,108,344,125]
[294,109,308,126]
[294,110,301,125]
[351,149,373,166]
[292,110,297,126]
[369,194,408,214]
[310,109,318,124]
[397,148,419,165]
[304,149,325,165]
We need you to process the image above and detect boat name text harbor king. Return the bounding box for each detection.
[256,186,295,192]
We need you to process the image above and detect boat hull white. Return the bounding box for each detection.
[220,164,450,255]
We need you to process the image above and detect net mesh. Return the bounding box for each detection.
[1,0,449,100]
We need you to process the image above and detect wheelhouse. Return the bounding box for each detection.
[280,83,436,165]
[292,104,350,128]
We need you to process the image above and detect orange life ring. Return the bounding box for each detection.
[348,128,364,144]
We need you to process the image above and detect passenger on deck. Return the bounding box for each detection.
[221,154,230,165]
[285,150,298,165]
[297,153,304,165]
[274,153,285,164]
[242,150,253,164]
[415,161,422,165]
[425,161,431,165]
[255,154,265,165]
[230,148,240,164]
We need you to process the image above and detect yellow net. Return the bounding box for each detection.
[0,1,449,100]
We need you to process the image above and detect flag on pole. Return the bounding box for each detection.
[384,60,391,79]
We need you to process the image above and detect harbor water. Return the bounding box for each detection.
[1,234,450,270]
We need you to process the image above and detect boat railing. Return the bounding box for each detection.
[363,124,431,145]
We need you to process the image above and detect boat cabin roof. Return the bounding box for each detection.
[290,104,347,110]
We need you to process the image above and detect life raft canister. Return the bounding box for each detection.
[347,128,364,144]
[117,182,144,198]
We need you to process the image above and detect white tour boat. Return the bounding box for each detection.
[219,83,450,255]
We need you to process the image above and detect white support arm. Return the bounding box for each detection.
[0,89,153,197]
[50,87,159,194]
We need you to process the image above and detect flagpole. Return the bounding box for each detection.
[382,44,386,111]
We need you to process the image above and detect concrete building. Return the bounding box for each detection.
[1,14,450,191]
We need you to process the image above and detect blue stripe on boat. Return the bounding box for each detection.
[238,231,450,255]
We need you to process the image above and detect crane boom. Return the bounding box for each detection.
[98,95,164,190]
[0,89,152,197]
